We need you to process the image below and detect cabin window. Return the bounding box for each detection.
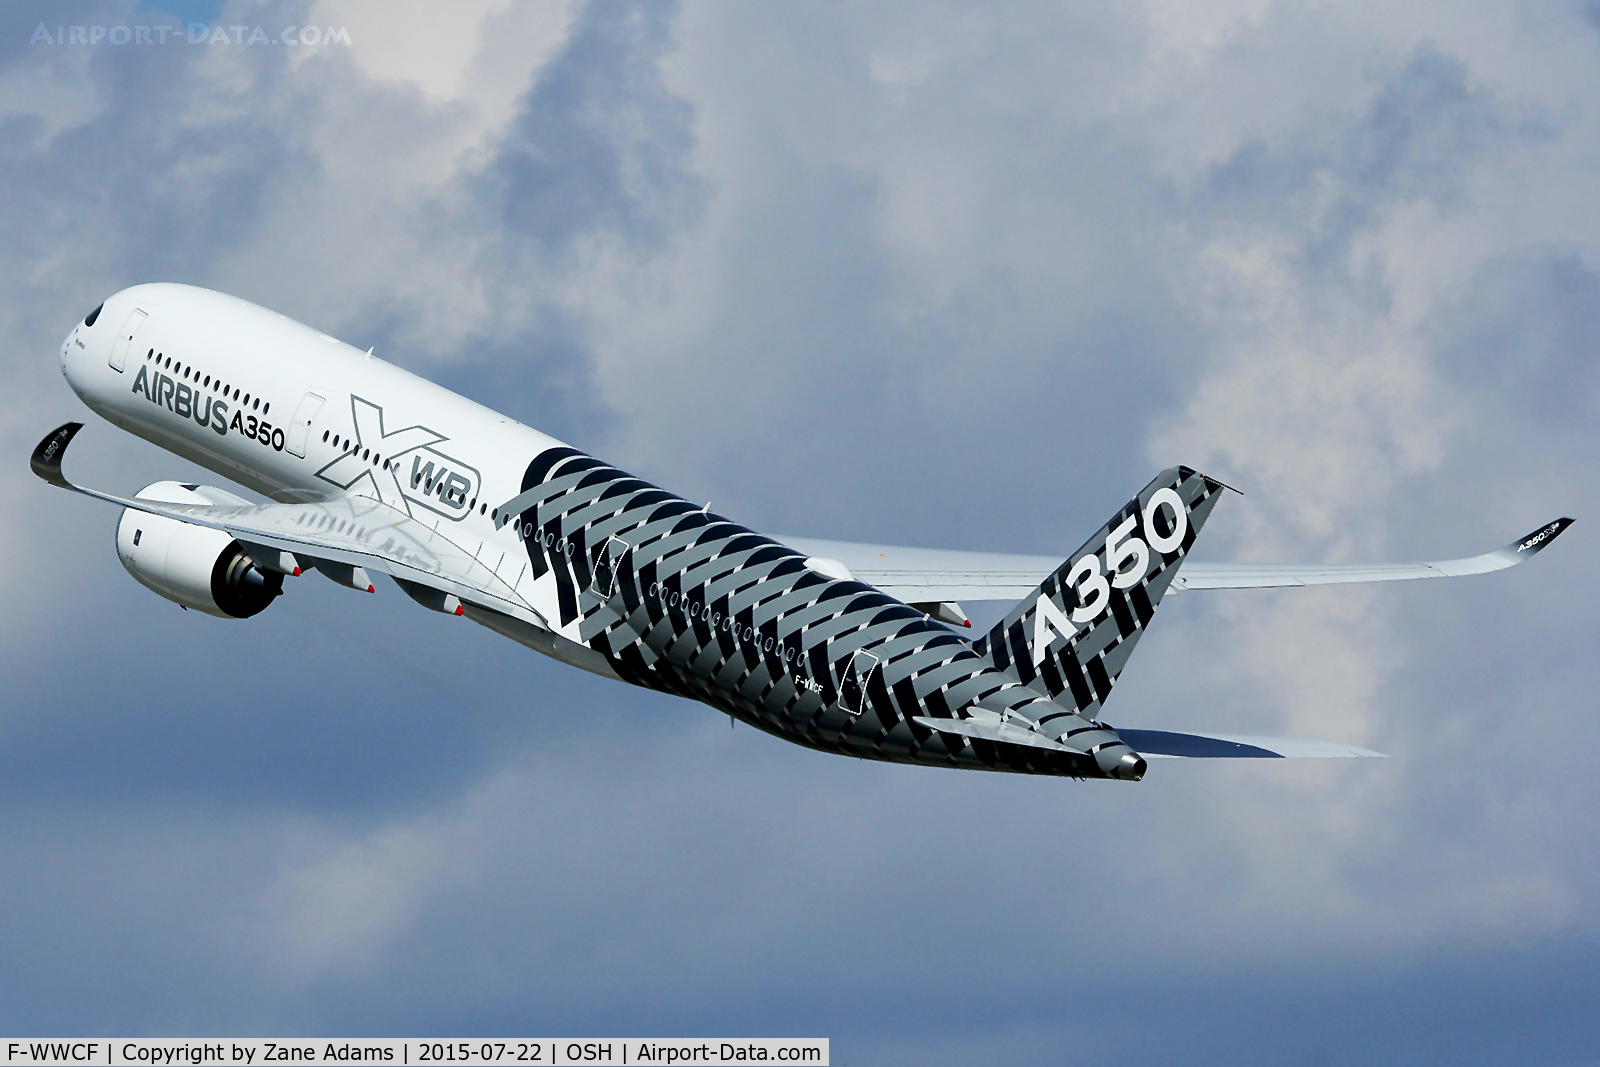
[322,430,329,442]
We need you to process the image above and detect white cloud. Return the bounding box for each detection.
[256,781,500,977]
[1,0,1597,1047]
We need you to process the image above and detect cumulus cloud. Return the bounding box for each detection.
[1,0,1596,1056]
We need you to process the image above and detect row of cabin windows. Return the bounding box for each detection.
[122,338,519,527]
[315,428,503,520]
[320,428,388,469]
[145,349,268,413]
[307,429,523,524]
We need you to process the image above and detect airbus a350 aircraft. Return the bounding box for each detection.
[35,284,1572,781]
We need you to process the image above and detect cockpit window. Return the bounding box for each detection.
[83,303,103,327]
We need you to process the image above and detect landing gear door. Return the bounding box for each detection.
[285,391,325,458]
[839,649,881,718]
[108,308,147,373]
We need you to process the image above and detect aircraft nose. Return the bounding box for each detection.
[59,324,88,390]
[60,300,105,392]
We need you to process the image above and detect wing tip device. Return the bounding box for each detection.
[31,421,84,489]
[1501,517,1574,562]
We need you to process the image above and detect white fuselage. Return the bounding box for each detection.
[61,283,581,638]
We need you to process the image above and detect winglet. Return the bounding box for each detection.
[30,422,83,489]
[1503,517,1573,560]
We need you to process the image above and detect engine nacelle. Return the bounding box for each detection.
[115,481,282,619]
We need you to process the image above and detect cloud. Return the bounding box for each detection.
[0,0,1597,1057]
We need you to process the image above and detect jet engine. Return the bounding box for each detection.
[115,481,282,618]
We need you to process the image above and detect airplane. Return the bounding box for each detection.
[33,283,1573,782]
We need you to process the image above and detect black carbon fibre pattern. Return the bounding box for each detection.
[973,468,1224,720]
[505,450,1161,779]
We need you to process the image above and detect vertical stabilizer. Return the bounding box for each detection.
[974,467,1225,720]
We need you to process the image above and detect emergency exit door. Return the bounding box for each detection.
[285,391,325,458]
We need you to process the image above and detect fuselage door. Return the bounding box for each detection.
[591,535,631,599]
[285,391,325,458]
[840,649,881,718]
[108,308,147,373]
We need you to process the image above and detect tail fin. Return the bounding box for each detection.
[973,467,1225,719]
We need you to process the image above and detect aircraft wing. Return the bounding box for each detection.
[779,537,1060,603]
[781,517,1572,604]
[31,422,542,624]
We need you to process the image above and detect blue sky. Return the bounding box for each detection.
[1,1,1596,1061]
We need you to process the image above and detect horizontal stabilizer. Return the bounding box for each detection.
[1117,728,1386,759]
[911,714,1079,754]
